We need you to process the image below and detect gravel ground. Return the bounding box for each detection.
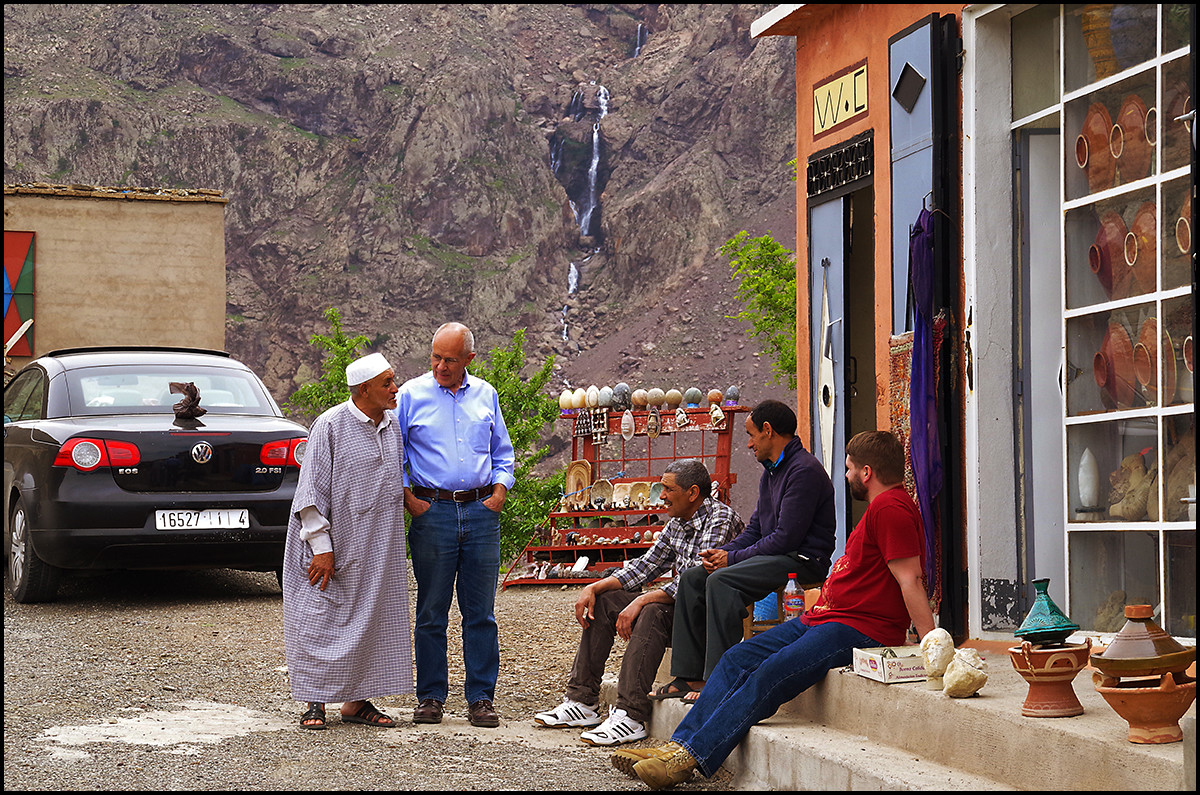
[3,569,732,791]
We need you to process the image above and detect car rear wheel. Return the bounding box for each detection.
[8,496,61,603]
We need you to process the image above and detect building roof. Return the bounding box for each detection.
[4,183,227,204]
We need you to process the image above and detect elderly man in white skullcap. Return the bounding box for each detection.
[282,352,414,730]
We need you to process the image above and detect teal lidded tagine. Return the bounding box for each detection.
[1015,578,1079,645]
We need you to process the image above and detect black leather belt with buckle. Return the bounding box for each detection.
[413,484,493,503]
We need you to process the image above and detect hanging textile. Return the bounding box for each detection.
[908,208,943,601]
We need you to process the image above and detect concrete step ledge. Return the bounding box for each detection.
[641,646,1191,791]
[652,698,1013,790]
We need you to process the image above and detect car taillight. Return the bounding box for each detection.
[53,438,142,471]
[261,438,307,468]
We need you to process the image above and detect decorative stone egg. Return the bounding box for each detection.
[665,389,683,409]
[586,385,600,408]
[632,388,649,408]
[725,385,740,405]
[647,387,665,407]
[707,388,723,405]
[683,387,703,407]
[598,386,614,407]
[612,383,632,410]
[572,387,587,409]
[633,531,642,543]
[559,389,574,411]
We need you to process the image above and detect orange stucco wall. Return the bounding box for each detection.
[789,4,964,435]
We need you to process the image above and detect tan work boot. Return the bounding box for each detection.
[610,741,680,778]
[632,742,698,789]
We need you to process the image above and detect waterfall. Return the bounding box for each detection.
[553,83,611,346]
[577,124,601,237]
[550,137,563,175]
[633,24,648,57]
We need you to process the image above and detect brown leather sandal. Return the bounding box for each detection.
[341,700,397,727]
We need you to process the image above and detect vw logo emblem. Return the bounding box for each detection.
[191,442,214,464]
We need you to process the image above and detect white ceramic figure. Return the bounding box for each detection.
[1079,447,1100,507]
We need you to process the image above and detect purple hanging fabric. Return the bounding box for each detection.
[909,208,942,592]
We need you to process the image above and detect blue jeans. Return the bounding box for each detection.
[408,499,501,705]
[672,619,878,777]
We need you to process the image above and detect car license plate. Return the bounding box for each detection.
[155,509,249,530]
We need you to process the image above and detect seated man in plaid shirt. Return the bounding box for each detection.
[532,458,744,747]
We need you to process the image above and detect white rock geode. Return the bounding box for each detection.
[942,648,988,698]
[920,628,955,690]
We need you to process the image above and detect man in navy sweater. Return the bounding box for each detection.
[650,400,835,701]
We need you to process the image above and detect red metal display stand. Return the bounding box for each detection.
[502,405,744,588]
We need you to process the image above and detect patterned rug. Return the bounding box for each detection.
[888,311,949,614]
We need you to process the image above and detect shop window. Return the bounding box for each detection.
[1011,4,1193,637]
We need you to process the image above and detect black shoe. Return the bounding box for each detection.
[413,698,443,724]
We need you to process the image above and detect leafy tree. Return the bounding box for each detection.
[284,307,370,423]
[469,328,565,563]
[721,230,798,389]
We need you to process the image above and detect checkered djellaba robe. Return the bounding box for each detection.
[282,403,414,702]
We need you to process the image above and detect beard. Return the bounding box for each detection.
[847,474,868,502]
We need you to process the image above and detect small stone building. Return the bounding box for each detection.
[4,183,228,373]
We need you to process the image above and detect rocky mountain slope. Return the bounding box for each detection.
[4,3,799,511]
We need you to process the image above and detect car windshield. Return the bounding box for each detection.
[64,364,279,417]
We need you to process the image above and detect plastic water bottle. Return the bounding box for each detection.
[783,573,803,620]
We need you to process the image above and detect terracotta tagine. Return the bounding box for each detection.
[1089,211,1131,300]
[1076,102,1115,193]
[1125,202,1157,293]
[1090,605,1197,743]
[1009,639,1092,718]
[1008,579,1090,717]
[1111,93,1152,182]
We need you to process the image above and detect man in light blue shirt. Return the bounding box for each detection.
[396,322,515,729]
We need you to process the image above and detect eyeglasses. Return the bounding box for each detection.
[430,354,462,366]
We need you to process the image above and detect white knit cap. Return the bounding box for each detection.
[345,352,392,386]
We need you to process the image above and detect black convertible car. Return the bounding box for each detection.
[3,347,308,602]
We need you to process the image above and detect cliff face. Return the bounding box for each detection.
[3,4,797,410]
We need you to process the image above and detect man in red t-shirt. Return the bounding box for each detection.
[613,431,937,790]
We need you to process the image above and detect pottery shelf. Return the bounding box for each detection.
[501,404,744,589]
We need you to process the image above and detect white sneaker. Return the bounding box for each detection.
[579,707,647,746]
[534,698,603,728]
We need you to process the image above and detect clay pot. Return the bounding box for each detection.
[1124,202,1156,292]
[1133,317,1159,399]
[1177,196,1192,256]
[1111,94,1152,181]
[1093,319,1137,408]
[1093,671,1197,743]
[1077,103,1115,193]
[1089,211,1131,299]
[1008,639,1092,718]
[1184,336,1194,375]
